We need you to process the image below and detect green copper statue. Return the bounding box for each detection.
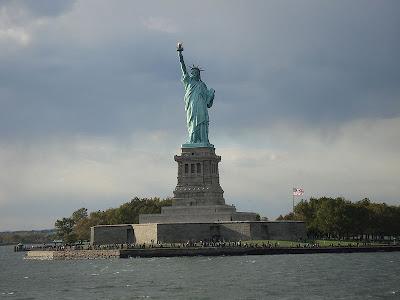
[177,43,215,148]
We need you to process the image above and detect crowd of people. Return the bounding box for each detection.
[15,239,380,252]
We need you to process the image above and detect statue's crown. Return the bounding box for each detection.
[191,65,204,72]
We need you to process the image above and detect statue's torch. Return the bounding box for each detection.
[177,42,184,52]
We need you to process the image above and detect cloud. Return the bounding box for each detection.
[0,0,399,229]
[0,131,177,230]
[0,0,75,19]
[1,0,398,140]
[0,27,30,45]
[0,0,74,46]
[1,117,399,230]
[220,117,400,215]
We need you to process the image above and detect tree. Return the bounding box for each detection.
[55,217,75,243]
[277,197,400,240]
[55,197,174,243]
[276,212,294,221]
[72,208,88,223]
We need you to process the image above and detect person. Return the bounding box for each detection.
[178,47,215,146]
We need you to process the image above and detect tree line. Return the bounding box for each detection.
[277,197,400,240]
[0,230,55,245]
[55,197,172,243]
[54,196,400,243]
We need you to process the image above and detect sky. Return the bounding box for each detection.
[0,0,399,231]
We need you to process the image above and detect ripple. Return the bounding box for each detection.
[245,259,256,264]
[1,247,400,299]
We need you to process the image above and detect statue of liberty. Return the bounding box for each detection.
[177,43,215,148]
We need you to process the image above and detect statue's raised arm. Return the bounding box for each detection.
[177,43,187,76]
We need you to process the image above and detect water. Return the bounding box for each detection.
[0,246,399,299]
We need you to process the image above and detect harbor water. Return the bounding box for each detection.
[0,245,399,299]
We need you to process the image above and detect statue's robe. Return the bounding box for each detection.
[182,73,214,144]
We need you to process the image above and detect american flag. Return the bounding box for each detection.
[293,187,304,196]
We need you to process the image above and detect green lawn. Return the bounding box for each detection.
[314,239,384,246]
[243,240,306,247]
[242,239,387,248]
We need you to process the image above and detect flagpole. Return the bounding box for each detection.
[292,191,295,215]
[292,187,304,217]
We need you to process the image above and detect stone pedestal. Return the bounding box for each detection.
[174,147,224,206]
[91,221,307,245]
[139,147,258,223]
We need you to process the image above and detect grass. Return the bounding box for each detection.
[242,239,389,248]
[314,239,385,246]
[243,240,306,247]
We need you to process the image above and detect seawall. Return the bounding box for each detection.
[25,245,400,260]
[26,250,119,260]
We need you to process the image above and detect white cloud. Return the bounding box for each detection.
[1,117,399,230]
[0,132,175,206]
[218,117,400,216]
[0,2,53,47]
[0,27,31,45]
[0,4,31,46]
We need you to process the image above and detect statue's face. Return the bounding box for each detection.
[191,68,200,80]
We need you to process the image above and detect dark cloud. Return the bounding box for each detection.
[0,0,76,18]
[24,0,75,17]
[1,0,400,230]
[1,0,399,142]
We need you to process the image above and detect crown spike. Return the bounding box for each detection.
[191,64,204,72]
